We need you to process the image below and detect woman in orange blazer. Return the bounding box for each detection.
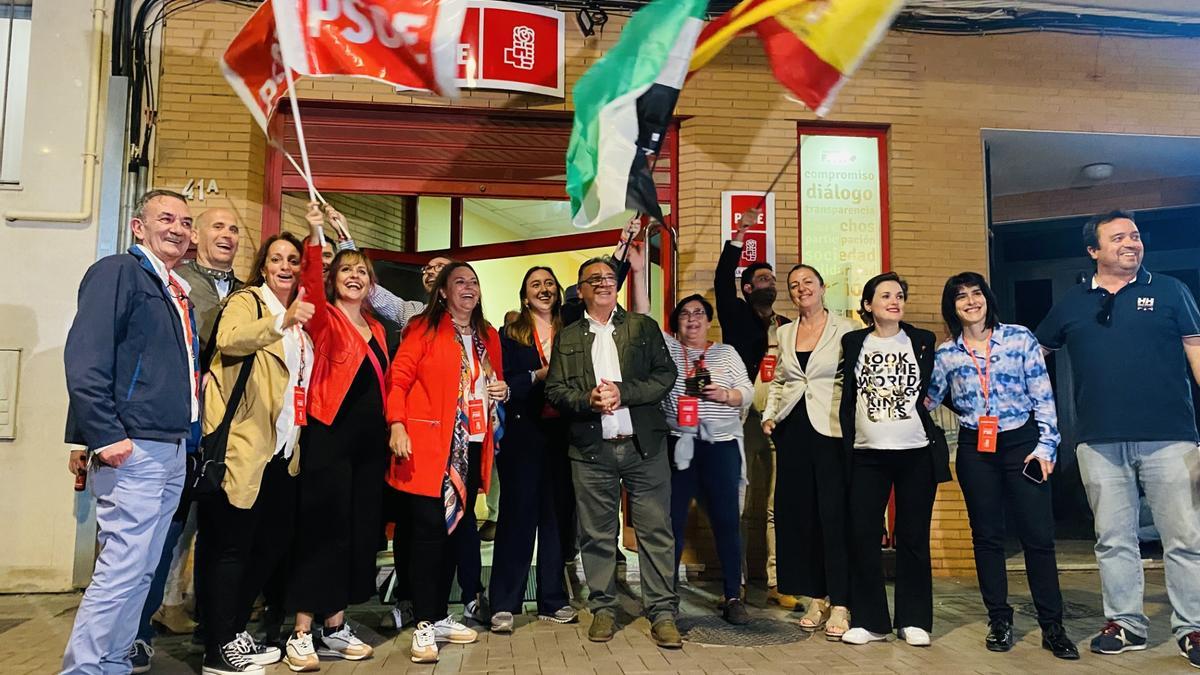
[386,261,508,664]
[283,204,391,671]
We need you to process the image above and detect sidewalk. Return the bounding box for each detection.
[6,569,1195,673]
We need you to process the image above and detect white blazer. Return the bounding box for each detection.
[761,312,854,438]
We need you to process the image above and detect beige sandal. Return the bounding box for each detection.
[825,605,850,641]
[798,597,830,631]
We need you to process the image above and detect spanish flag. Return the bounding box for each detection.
[689,0,904,116]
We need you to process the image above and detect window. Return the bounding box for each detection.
[0,1,31,184]
[798,125,890,319]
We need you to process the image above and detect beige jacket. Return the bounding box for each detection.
[203,287,300,509]
[761,312,854,438]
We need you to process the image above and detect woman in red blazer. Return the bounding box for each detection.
[283,205,391,671]
[386,261,507,664]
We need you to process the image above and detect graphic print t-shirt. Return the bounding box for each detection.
[853,331,928,450]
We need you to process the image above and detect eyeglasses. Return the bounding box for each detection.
[1096,292,1115,326]
[422,263,446,275]
[582,274,617,288]
[677,309,707,319]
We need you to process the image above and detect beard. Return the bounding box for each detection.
[748,287,777,309]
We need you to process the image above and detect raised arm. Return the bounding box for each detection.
[214,290,285,358]
[301,202,331,335]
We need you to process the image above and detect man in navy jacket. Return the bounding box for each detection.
[62,190,200,674]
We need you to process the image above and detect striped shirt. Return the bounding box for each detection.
[660,336,753,440]
[927,322,1060,461]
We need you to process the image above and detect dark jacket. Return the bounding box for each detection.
[500,327,566,449]
[544,306,677,461]
[175,259,243,355]
[838,322,952,484]
[65,248,196,450]
[715,241,789,379]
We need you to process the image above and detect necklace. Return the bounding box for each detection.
[452,319,473,334]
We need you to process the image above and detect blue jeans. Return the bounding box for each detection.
[669,437,743,601]
[135,518,186,644]
[1078,440,1200,640]
[62,439,186,674]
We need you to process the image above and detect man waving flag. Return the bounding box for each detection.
[690,0,904,116]
[567,0,709,229]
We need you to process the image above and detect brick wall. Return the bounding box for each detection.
[154,5,1200,577]
[280,192,408,250]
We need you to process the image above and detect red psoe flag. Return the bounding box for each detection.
[221,2,295,132]
[271,0,467,97]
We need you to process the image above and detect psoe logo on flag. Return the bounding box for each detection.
[504,26,536,70]
[1137,297,1155,311]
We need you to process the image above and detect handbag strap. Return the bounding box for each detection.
[211,292,264,438]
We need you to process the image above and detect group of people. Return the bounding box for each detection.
[60,190,1200,674]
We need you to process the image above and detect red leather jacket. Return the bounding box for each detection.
[385,314,503,498]
[301,242,389,426]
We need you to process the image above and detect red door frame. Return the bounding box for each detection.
[261,101,679,326]
[796,123,892,270]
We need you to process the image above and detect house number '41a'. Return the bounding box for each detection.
[182,179,220,201]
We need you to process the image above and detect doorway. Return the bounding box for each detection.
[985,129,1200,560]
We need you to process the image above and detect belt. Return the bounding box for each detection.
[603,434,635,443]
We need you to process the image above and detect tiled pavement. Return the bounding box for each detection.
[4,569,1196,674]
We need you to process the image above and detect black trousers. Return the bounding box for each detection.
[489,421,573,615]
[773,406,851,605]
[407,442,483,623]
[956,420,1064,627]
[196,455,296,657]
[848,446,936,633]
[287,416,388,614]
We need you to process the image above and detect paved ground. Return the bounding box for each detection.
[4,569,1196,674]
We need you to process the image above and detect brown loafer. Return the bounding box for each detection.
[588,612,616,642]
[652,618,683,649]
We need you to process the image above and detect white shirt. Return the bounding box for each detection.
[586,309,634,439]
[215,277,232,299]
[460,332,488,442]
[261,285,314,458]
[136,244,199,423]
[661,337,752,440]
[853,330,928,450]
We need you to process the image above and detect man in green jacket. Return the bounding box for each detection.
[545,256,680,648]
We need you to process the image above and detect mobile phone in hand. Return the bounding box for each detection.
[1022,459,1045,484]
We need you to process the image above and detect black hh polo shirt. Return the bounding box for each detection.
[1036,267,1200,445]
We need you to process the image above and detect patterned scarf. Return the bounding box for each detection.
[442,330,502,533]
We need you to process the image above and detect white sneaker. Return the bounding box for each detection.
[491,611,514,633]
[899,626,931,647]
[235,631,281,666]
[841,627,889,645]
[432,615,478,644]
[283,632,319,672]
[463,598,490,624]
[318,624,373,660]
[411,622,438,663]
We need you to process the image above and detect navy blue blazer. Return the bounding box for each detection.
[64,248,196,450]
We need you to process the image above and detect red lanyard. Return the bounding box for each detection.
[682,342,711,378]
[533,326,552,367]
[966,335,993,412]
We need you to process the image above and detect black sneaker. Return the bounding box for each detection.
[723,598,750,626]
[1090,621,1147,655]
[1042,623,1079,660]
[201,639,265,674]
[129,639,153,674]
[985,620,1013,652]
[1180,631,1200,669]
[235,631,281,666]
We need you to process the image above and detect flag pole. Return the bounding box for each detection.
[283,65,318,204]
[754,144,799,211]
[268,138,327,204]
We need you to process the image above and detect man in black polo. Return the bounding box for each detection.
[1036,209,1200,667]
[716,207,793,608]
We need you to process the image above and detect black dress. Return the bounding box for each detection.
[288,337,390,614]
[772,350,851,606]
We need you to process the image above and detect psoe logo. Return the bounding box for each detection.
[504,26,536,70]
[1137,296,1155,311]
